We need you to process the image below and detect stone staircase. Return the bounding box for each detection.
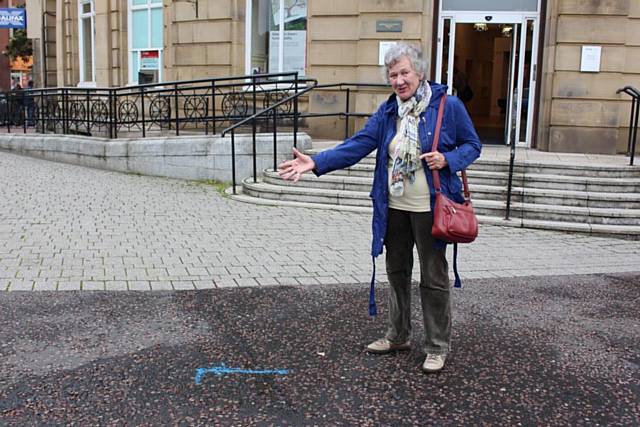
[229,143,640,237]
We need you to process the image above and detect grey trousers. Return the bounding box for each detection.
[384,208,451,354]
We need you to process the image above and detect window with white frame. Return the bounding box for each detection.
[128,0,163,84]
[78,0,96,85]
[246,0,307,76]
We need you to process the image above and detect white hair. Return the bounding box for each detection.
[383,42,428,83]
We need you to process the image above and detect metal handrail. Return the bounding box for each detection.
[296,82,389,139]
[617,86,640,166]
[219,80,392,194]
[221,75,319,194]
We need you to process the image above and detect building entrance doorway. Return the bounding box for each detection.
[435,11,539,146]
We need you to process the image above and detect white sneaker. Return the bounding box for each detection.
[422,353,446,373]
[366,338,411,354]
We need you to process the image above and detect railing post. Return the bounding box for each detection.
[211,80,216,135]
[626,96,635,157]
[39,90,45,133]
[141,87,146,138]
[86,89,91,134]
[231,129,237,194]
[63,89,69,134]
[7,92,11,134]
[108,89,113,139]
[22,90,27,133]
[52,91,57,134]
[252,75,257,183]
[112,89,118,139]
[174,83,180,136]
[617,86,640,167]
[631,97,639,166]
[273,103,278,171]
[345,87,351,140]
[505,123,516,220]
[293,72,298,149]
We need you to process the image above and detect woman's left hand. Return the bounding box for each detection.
[420,151,448,170]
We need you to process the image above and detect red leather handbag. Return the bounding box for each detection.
[430,95,478,244]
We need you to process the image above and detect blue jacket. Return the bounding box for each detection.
[312,82,482,257]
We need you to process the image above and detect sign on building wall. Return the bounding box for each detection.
[0,8,26,29]
[580,46,601,73]
[376,20,403,33]
[379,41,398,66]
[140,50,160,70]
[269,31,306,74]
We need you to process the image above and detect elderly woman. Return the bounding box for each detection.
[278,43,481,373]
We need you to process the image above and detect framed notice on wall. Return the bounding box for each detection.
[140,50,160,70]
[379,41,398,66]
[580,46,601,73]
[269,30,306,74]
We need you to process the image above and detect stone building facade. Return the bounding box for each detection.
[25,0,640,155]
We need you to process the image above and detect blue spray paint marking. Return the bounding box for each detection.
[195,363,289,385]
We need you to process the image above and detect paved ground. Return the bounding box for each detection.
[0,151,639,425]
[1,151,639,292]
[0,274,638,425]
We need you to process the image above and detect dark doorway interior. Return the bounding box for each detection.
[453,23,514,145]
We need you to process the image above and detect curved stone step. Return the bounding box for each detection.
[261,170,640,209]
[241,178,640,226]
[227,186,640,238]
[469,185,640,209]
[305,147,640,178]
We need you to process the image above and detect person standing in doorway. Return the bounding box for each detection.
[26,80,35,126]
[278,42,481,373]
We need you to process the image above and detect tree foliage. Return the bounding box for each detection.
[5,28,33,62]
[4,4,32,62]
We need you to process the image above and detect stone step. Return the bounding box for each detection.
[227,186,640,237]
[465,170,640,193]
[470,184,640,209]
[469,159,640,178]
[242,178,372,207]
[304,163,640,193]
[241,178,640,226]
[305,148,640,178]
[261,170,640,208]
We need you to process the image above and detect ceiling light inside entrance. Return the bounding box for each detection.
[473,23,488,32]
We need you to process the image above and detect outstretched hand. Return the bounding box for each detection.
[277,148,316,182]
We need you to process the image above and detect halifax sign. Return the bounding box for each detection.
[0,8,26,29]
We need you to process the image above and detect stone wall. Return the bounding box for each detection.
[0,133,311,183]
[307,0,433,138]
[540,0,640,154]
[165,0,244,82]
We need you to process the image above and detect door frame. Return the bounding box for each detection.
[433,6,542,147]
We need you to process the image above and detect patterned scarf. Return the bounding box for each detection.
[389,81,432,197]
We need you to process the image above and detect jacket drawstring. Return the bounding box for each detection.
[453,243,462,288]
[369,256,377,316]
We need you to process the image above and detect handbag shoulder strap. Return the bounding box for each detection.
[430,95,447,193]
[429,94,472,202]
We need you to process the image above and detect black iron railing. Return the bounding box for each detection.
[617,86,640,166]
[0,74,392,196]
[222,75,319,193]
[0,72,312,139]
